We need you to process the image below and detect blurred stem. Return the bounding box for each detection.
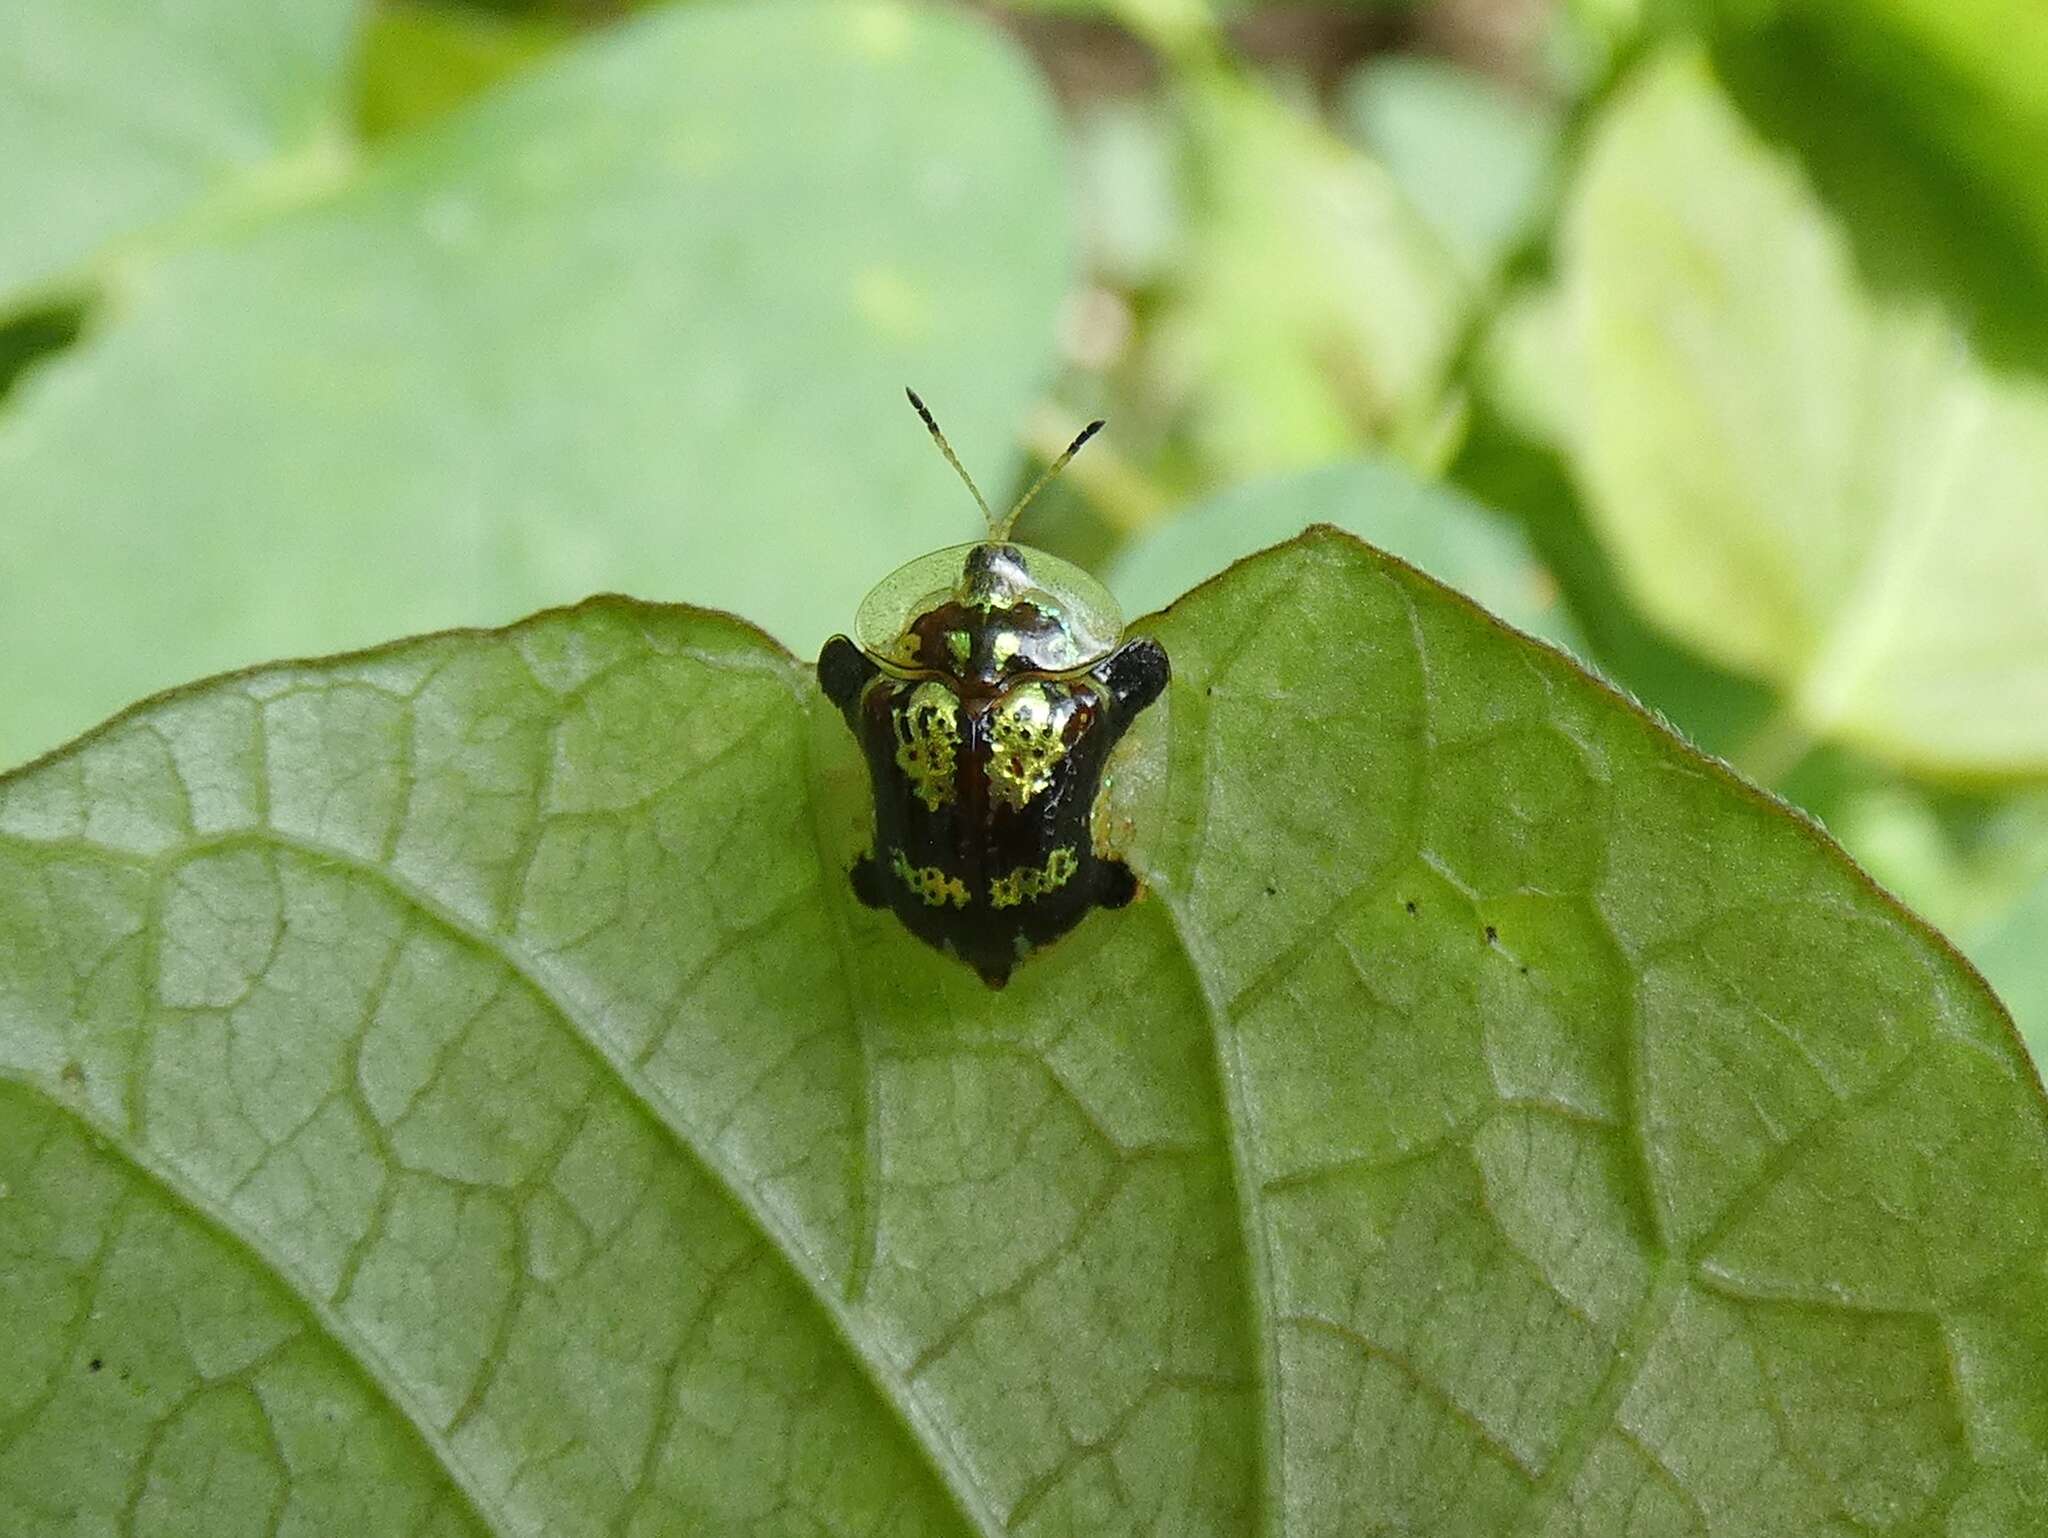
[1024,404,1171,537]
[1105,0,1225,68]
[1728,707,1818,789]
[1427,21,1660,428]
[7,127,358,325]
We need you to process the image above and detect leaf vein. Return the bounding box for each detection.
[0,1068,513,1538]
[222,822,1006,1538]
[1155,897,1283,1538]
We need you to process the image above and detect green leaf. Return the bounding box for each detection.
[1709,0,2048,369]
[1447,399,1781,765]
[5,529,2044,1535]
[1340,57,1560,286]
[1559,47,2048,777]
[1163,72,1464,475]
[0,1,1070,771]
[357,3,567,142]
[1070,100,1184,291]
[0,0,361,310]
[1110,457,1578,648]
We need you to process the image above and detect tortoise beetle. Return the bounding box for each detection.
[817,391,1169,988]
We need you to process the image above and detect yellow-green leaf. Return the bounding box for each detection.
[1561,49,2048,776]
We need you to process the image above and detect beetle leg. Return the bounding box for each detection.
[818,635,879,724]
[1097,859,1140,910]
[1094,636,1170,716]
[849,852,888,910]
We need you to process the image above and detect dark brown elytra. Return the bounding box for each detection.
[816,395,1170,988]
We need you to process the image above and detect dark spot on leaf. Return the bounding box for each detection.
[1484,925,1498,944]
[0,300,89,407]
[1404,900,1418,916]
[1264,883,1277,897]
[88,1358,102,1373]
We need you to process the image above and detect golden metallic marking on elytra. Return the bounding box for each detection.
[893,681,959,810]
[988,682,1068,809]
[990,846,1079,909]
[891,848,969,908]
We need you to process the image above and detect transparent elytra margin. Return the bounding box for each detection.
[853,542,1125,671]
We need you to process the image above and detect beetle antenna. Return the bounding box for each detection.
[905,388,994,528]
[991,417,1104,542]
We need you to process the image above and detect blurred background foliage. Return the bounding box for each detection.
[4,0,2046,1057]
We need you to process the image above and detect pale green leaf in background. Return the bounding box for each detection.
[4,531,2044,1535]
[1559,48,2048,776]
[1474,282,1579,458]
[1110,457,1577,647]
[1974,873,2048,1069]
[0,0,361,310]
[1709,0,2048,367]
[1834,785,2048,1060]
[0,0,1070,771]
[1069,99,1185,293]
[1161,72,1464,475]
[1455,291,1785,769]
[1341,55,1559,286]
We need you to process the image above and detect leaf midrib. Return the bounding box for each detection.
[1142,550,1701,1538]
[235,822,1009,1537]
[0,1067,520,1538]
[790,686,1003,1535]
[1155,894,1285,1538]
[1140,626,1286,1535]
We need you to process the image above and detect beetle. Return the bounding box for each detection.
[817,391,1170,988]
